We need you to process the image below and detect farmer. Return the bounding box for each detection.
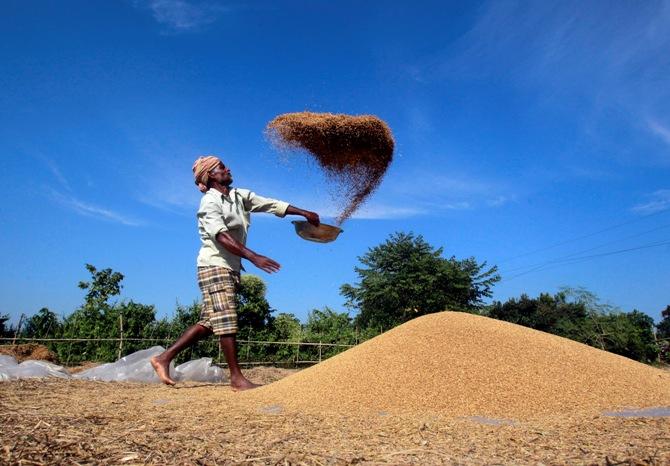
[151,155,320,389]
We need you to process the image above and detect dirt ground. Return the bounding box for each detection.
[1,367,668,465]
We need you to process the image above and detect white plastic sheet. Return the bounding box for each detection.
[74,346,168,383]
[0,354,18,367]
[0,347,225,383]
[174,357,224,383]
[0,356,71,380]
[0,355,18,381]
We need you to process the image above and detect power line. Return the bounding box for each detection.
[502,240,670,281]
[498,208,670,265]
[500,222,670,275]
[503,239,670,281]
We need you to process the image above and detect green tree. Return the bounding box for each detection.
[657,305,670,339]
[302,307,357,360]
[107,301,157,355]
[304,308,354,343]
[272,313,301,341]
[237,274,275,333]
[233,275,277,362]
[341,232,500,330]
[57,265,125,363]
[57,264,150,364]
[268,312,302,362]
[489,290,659,363]
[78,264,124,310]
[487,292,588,341]
[170,302,202,334]
[561,288,658,362]
[594,310,658,363]
[657,305,670,363]
[0,314,13,338]
[23,307,61,338]
[164,302,218,364]
[23,308,62,344]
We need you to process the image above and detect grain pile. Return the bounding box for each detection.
[245,311,670,419]
[266,112,394,224]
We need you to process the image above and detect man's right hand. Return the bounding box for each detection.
[251,254,281,274]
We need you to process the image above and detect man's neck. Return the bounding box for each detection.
[210,183,231,196]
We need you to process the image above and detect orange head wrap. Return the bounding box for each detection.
[192,156,222,193]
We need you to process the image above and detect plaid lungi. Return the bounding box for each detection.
[197,266,240,335]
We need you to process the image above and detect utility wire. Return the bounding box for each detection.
[502,240,670,281]
[498,208,670,265]
[500,222,670,275]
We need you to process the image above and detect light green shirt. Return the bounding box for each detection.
[197,188,290,271]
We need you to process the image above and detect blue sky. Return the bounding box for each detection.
[1,0,669,326]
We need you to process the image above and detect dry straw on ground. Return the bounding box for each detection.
[0,343,57,363]
[0,372,670,466]
[266,112,394,224]
[245,311,670,419]
[2,378,669,465]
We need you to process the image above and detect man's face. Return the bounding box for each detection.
[209,161,232,186]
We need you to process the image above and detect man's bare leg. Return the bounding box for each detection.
[220,334,260,391]
[151,324,213,385]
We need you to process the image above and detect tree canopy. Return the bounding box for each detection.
[657,305,670,339]
[237,274,275,334]
[341,232,500,330]
[488,289,660,363]
[10,261,669,366]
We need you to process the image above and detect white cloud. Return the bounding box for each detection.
[138,184,200,215]
[138,0,228,32]
[486,196,510,207]
[407,1,670,167]
[138,160,511,222]
[282,176,499,222]
[50,190,144,226]
[647,119,670,147]
[388,170,514,210]
[417,173,497,196]
[23,150,73,192]
[134,152,202,214]
[34,156,143,226]
[348,199,473,220]
[632,189,670,215]
[350,204,428,220]
[268,195,428,222]
[43,158,72,192]
[442,1,670,91]
[566,165,616,180]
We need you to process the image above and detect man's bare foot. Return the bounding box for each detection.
[230,375,261,391]
[150,355,176,386]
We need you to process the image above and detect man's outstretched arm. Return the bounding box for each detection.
[215,232,280,274]
[240,190,320,226]
[285,205,320,226]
